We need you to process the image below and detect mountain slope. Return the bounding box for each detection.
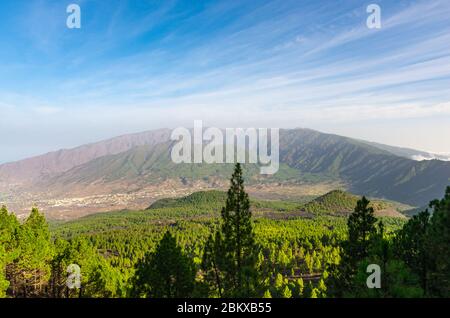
[42,142,266,186]
[302,190,406,218]
[278,129,450,206]
[1,128,449,209]
[0,129,171,184]
[146,190,302,212]
[303,190,369,213]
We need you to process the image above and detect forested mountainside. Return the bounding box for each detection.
[1,164,449,298]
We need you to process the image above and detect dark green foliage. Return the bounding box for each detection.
[347,259,423,298]
[131,231,195,298]
[347,197,377,262]
[392,187,450,297]
[347,222,424,297]
[201,232,225,297]
[394,210,430,292]
[427,186,450,297]
[328,196,378,296]
[330,188,450,298]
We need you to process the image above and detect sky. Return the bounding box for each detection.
[0,0,450,163]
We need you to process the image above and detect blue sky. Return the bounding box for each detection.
[0,0,450,163]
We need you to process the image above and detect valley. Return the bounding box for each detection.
[1,128,449,219]
[3,180,341,220]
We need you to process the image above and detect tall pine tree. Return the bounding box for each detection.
[346,196,377,263]
[394,210,431,293]
[427,186,450,297]
[329,196,377,296]
[203,163,259,297]
[201,231,225,297]
[131,231,195,298]
[0,206,19,297]
[15,207,53,297]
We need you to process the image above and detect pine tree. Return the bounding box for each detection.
[219,163,259,297]
[328,196,377,296]
[0,244,7,297]
[131,231,195,298]
[49,238,70,298]
[50,237,118,298]
[201,231,225,297]
[346,258,423,298]
[347,196,377,262]
[427,186,450,297]
[262,289,272,298]
[0,206,19,297]
[346,211,425,298]
[295,278,304,298]
[281,285,292,298]
[394,210,430,293]
[13,208,53,297]
[310,287,319,298]
[317,278,327,297]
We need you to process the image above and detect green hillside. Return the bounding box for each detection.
[148,190,302,212]
[147,189,406,218]
[303,190,390,214]
[147,190,228,210]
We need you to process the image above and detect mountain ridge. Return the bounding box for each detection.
[0,128,172,184]
[1,128,449,213]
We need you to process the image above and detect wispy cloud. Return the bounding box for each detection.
[0,0,450,161]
